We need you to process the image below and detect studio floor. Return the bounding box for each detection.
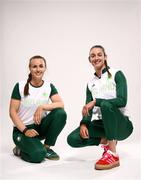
[0,142,140,180]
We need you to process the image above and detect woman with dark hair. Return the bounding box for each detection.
[9,55,67,163]
[67,45,133,170]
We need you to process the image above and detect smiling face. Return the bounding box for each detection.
[29,58,46,81]
[89,47,106,71]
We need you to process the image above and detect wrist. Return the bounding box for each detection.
[41,104,46,110]
[80,121,88,127]
[22,127,28,134]
[81,124,87,127]
[93,99,96,105]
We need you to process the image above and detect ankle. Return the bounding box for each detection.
[100,138,108,145]
[108,140,117,153]
[44,144,50,149]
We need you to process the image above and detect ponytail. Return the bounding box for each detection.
[104,60,112,78]
[24,73,32,96]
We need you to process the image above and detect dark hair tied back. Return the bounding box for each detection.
[104,60,112,78]
[24,73,32,96]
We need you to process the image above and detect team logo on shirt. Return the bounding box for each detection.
[42,92,48,97]
[92,80,115,97]
[21,98,48,107]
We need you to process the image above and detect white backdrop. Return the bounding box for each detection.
[0,0,141,153]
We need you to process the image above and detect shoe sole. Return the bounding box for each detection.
[13,148,21,157]
[95,161,120,170]
[46,157,60,161]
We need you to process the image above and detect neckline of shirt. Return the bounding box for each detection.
[94,66,110,78]
[29,80,44,88]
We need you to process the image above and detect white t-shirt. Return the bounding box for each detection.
[11,80,58,125]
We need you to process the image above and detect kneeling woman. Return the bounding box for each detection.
[9,55,67,163]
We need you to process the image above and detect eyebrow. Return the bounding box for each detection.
[90,53,95,56]
[90,52,102,55]
[31,64,43,67]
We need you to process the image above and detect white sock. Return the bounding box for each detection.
[107,150,118,157]
[104,143,109,146]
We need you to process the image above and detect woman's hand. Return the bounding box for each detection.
[24,129,39,137]
[33,105,44,125]
[82,100,96,117]
[80,124,89,139]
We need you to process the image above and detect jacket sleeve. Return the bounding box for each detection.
[80,85,93,126]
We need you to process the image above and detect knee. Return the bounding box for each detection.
[67,133,79,148]
[54,108,67,123]
[67,133,74,147]
[100,101,113,111]
[29,148,46,163]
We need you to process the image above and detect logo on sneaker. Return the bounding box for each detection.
[46,152,52,157]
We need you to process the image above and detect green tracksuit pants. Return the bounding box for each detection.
[13,108,67,163]
[67,101,133,147]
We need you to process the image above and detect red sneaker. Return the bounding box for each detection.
[95,150,120,170]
